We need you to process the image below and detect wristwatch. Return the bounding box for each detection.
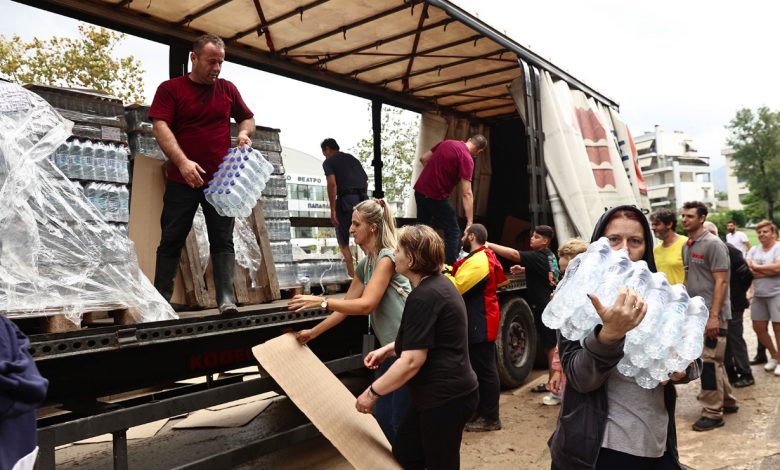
[320,297,328,310]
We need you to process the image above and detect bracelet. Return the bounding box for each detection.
[369,384,382,398]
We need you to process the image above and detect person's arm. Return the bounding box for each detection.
[236,117,255,147]
[356,348,427,413]
[706,270,728,339]
[326,174,339,227]
[560,288,647,393]
[460,178,473,228]
[289,257,395,315]
[419,150,433,166]
[749,259,780,276]
[293,276,365,343]
[152,119,205,188]
[486,241,521,263]
[742,233,752,252]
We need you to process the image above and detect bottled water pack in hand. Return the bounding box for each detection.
[204,147,274,218]
[543,237,709,389]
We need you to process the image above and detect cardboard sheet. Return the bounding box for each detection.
[207,391,278,411]
[74,419,169,444]
[172,396,279,429]
[253,333,400,470]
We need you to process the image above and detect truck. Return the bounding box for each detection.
[6,0,649,468]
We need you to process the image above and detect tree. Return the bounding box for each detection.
[352,105,420,206]
[726,106,780,221]
[0,24,145,103]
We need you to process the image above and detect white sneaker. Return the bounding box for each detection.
[764,358,778,371]
[542,393,561,406]
[774,364,780,376]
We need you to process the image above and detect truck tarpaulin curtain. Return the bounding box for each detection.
[535,70,648,241]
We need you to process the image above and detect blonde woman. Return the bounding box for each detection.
[746,219,780,375]
[288,198,410,443]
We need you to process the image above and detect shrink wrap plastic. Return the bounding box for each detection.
[543,237,708,388]
[0,83,176,324]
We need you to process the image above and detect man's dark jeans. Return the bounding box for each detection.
[157,180,235,259]
[414,191,461,265]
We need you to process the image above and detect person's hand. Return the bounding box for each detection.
[356,387,379,414]
[288,294,325,312]
[296,329,317,344]
[364,345,393,370]
[704,316,719,340]
[330,210,339,227]
[237,133,252,148]
[588,287,648,344]
[548,271,557,287]
[510,265,525,275]
[547,370,562,394]
[177,159,206,188]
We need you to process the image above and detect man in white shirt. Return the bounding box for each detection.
[726,220,751,255]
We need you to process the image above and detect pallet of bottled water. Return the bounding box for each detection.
[204,147,274,218]
[542,237,709,389]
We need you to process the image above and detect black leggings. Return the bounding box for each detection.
[393,390,478,470]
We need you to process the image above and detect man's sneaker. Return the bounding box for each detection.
[464,417,502,432]
[722,405,739,414]
[542,393,561,406]
[733,376,755,388]
[763,358,778,371]
[750,353,768,365]
[774,365,780,376]
[692,417,725,431]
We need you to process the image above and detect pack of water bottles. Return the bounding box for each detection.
[84,182,130,223]
[0,82,176,324]
[542,237,709,389]
[204,147,275,218]
[52,139,130,183]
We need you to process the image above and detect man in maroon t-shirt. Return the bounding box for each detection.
[148,33,255,314]
[414,135,486,264]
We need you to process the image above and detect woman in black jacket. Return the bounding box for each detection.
[549,205,703,470]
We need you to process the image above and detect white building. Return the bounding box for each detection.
[722,146,749,210]
[635,126,716,209]
[281,146,338,254]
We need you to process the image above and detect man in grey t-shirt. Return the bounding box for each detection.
[682,201,736,432]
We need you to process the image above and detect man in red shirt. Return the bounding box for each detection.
[148,33,255,314]
[414,135,486,264]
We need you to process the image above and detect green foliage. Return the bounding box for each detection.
[726,106,780,221]
[0,24,145,103]
[352,105,420,205]
[707,210,748,235]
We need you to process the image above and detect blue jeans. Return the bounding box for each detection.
[414,191,461,265]
[374,356,411,445]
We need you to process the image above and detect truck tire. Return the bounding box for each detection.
[496,296,537,389]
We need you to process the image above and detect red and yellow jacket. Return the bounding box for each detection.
[446,246,509,343]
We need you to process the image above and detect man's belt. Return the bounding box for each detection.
[337,188,368,198]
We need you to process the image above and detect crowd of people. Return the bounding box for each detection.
[3,31,777,470]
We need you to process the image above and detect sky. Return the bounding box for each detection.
[2,0,779,190]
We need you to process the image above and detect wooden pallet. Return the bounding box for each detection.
[6,303,140,334]
[174,203,281,310]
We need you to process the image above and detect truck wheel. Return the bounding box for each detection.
[496,297,537,389]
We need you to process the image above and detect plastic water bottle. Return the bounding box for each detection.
[116,145,129,183]
[68,139,84,180]
[118,185,130,222]
[54,144,69,175]
[105,143,117,182]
